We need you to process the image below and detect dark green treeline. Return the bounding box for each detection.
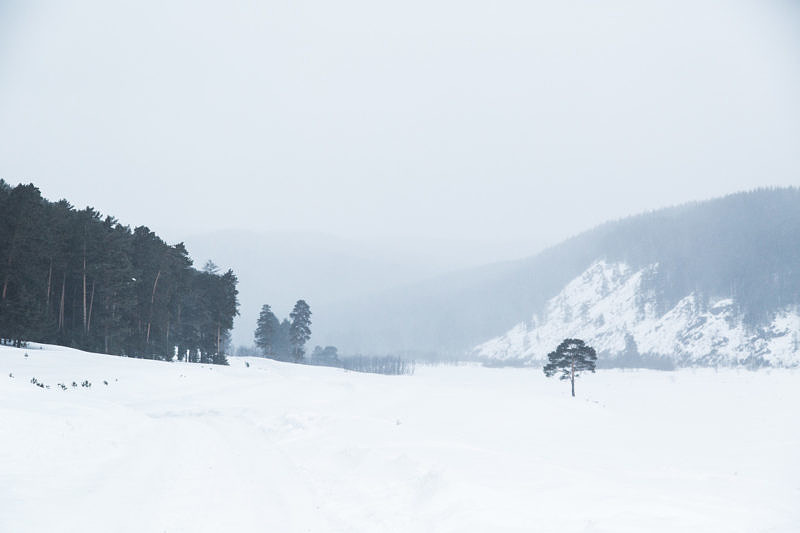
[0,181,238,364]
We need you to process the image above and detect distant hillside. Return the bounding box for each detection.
[475,260,800,367]
[320,188,800,359]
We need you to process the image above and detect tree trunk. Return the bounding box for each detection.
[151,270,161,304]
[2,231,16,301]
[1,258,10,300]
[58,273,66,330]
[82,245,87,332]
[164,318,171,361]
[87,281,95,333]
[145,270,161,346]
[46,259,52,311]
[571,357,575,397]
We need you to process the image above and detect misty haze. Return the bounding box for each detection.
[1,1,799,532]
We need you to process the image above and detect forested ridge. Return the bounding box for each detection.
[319,187,800,356]
[0,181,238,364]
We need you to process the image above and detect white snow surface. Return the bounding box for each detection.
[2,343,800,532]
[474,260,800,366]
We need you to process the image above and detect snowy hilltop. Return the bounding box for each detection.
[474,260,800,367]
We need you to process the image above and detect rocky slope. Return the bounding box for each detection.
[474,260,800,367]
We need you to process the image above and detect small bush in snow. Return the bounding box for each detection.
[103,380,108,386]
[81,380,91,388]
[72,381,78,388]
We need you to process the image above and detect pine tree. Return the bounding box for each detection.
[211,269,238,365]
[254,304,280,358]
[543,338,597,397]
[311,345,339,366]
[274,318,292,361]
[0,184,47,346]
[289,299,311,362]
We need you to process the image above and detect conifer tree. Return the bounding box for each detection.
[543,338,597,397]
[254,304,280,357]
[274,318,292,361]
[289,299,311,362]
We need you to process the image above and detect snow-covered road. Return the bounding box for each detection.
[2,345,798,532]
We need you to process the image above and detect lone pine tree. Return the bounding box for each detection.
[543,338,597,397]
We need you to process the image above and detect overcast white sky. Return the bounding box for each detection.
[1,0,799,263]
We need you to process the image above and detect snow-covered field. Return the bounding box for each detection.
[1,345,798,533]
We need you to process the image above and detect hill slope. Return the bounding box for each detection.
[322,188,800,358]
[475,260,800,367]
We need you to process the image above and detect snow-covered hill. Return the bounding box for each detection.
[316,188,800,357]
[474,260,800,367]
[3,344,799,532]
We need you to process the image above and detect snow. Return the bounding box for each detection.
[2,344,799,532]
[475,260,800,366]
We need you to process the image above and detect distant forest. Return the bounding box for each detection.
[0,181,239,364]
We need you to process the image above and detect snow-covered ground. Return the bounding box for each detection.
[2,344,799,532]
